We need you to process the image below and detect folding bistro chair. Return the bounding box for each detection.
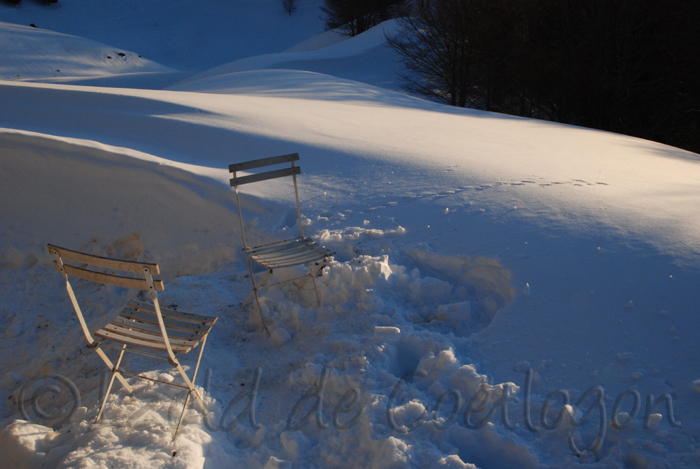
[229,153,334,332]
[48,244,218,439]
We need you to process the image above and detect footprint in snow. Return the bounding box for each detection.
[361,201,399,213]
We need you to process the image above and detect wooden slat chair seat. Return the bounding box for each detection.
[93,299,217,353]
[248,237,332,269]
[47,244,218,440]
[229,153,334,332]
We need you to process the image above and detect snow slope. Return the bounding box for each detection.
[0,22,176,84]
[0,0,327,72]
[1,2,700,468]
[172,20,404,91]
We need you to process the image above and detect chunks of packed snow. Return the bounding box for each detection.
[692,379,700,393]
[374,326,400,338]
[0,420,54,469]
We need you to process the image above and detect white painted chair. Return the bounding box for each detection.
[229,153,334,332]
[48,244,217,440]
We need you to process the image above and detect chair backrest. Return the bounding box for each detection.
[229,153,306,248]
[229,153,301,186]
[48,244,164,291]
[49,243,171,351]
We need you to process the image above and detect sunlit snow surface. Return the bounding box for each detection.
[1,1,699,468]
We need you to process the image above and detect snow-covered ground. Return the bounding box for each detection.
[1,1,699,468]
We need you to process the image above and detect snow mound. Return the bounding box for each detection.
[0,0,326,73]
[284,29,347,53]
[0,22,174,83]
[0,129,244,277]
[170,20,404,91]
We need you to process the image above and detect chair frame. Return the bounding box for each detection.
[48,244,217,440]
[229,153,334,332]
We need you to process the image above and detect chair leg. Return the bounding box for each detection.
[95,347,133,394]
[173,360,208,416]
[299,262,324,307]
[184,335,209,415]
[95,344,127,423]
[172,391,192,441]
[168,364,210,439]
[243,264,270,334]
[252,289,269,334]
[241,290,254,309]
[297,261,326,287]
[191,336,207,390]
[309,265,321,307]
[246,270,270,334]
[242,270,272,308]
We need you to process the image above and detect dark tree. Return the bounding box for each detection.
[385,0,473,106]
[387,0,700,153]
[282,0,297,16]
[534,0,700,150]
[386,0,529,109]
[321,0,409,37]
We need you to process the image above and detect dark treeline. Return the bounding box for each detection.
[387,0,700,153]
[321,0,409,37]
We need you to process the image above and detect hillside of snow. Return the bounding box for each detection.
[0,22,175,83]
[1,1,699,468]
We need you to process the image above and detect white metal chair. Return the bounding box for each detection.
[229,153,334,332]
[48,244,218,440]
